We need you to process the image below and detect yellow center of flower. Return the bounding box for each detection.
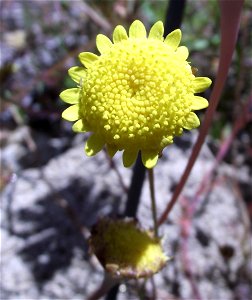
[60,20,212,168]
[82,38,194,151]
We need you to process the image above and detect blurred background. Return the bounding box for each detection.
[1,1,251,299]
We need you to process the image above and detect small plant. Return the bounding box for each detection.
[60,20,211,288]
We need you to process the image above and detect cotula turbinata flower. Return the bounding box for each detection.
[90,218,169,278]
[60,20,211,168]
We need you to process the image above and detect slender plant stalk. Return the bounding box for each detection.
[158,0,244,226]
[148,168,158,237]
[104,155,146,300]
[124,154,146,217]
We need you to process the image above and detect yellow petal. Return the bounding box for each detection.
[141,151,159,169]
[183,112,200,130]
[62,104,79,121]
[68,66,85,83]
[194,77,212,93]
[191,96,209,110]
[107,144,118,157]
[72,119,87,132]
[164,29,182,49]
[123,150,138,168]
[148,21,164,40]
[96,34,113,54]
[85,134,104,156]
[129,20,146,38]
[79,52,98,68]
[113,25,128,43]
[59,88,79,104]
[176,46,189,60]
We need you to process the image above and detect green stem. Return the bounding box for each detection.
[148,168,158,237]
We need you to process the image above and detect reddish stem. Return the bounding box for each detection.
[158,0,245,226]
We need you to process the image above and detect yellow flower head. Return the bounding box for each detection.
[60,20,211,168]
[89,218,169,278]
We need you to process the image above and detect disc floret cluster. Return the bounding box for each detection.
[60,20,211,168]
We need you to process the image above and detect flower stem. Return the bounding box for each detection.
[148,168,158,238]
[124,153,146,217]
